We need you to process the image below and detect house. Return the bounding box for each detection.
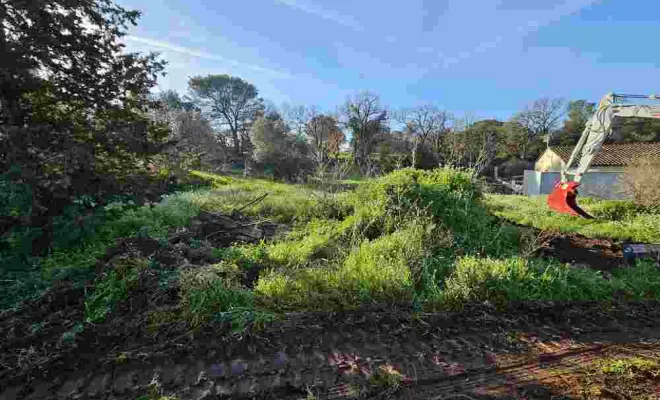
[523,142,660,199]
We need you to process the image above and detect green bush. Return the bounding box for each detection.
[348,168,518,257]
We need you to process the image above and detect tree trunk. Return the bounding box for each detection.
[231,129,240,158]
[411,140,418,169]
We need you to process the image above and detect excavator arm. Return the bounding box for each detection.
[547,92,660,218]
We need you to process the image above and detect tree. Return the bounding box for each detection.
[500,120,535,160]
[0,0,164,124]
[149,91,226,171]
[250,115,312,181]
[611,118,660,143]
[341,92,389,175]
[187,74,263,158]
[395,105,448,168]
[327,129,346,160]
[515,98,566,147]
[1,0,167,254]
[556,100,596,145]
[444,119,502,176]
[305,112,341,167]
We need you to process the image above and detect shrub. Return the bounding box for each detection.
[349,168,518,257]
[624,156,660,208]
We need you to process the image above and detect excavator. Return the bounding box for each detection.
[547,92,660,218]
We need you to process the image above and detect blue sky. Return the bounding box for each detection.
[120,0,660,121]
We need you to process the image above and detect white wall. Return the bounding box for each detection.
[523,170,627,199]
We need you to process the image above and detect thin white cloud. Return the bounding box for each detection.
[275,0,363,31]
[124,35,293,79]
[440,0,601,68]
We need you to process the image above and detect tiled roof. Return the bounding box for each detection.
[550,142,660,167]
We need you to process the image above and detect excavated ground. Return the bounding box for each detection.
[3,292,660,399]
[2,213,660,400]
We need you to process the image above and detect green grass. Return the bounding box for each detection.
[439,256,660,308]
[485,194,660,243]
[10,168,660,324]
[84,257,148,322]
[184,175,353,224]
[255,224,425,310]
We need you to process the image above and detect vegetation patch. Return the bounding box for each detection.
[179,266,258,328]
[84,257,148,323]
[441,256,660,308]
[486,194,660,242]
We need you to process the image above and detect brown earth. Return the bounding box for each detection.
[3,278,660,400]
[536,232,626,271]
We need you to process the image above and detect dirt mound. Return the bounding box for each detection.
[181,210,285,248]
[537,233,625,271]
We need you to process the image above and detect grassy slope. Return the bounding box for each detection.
[485,194,660,243]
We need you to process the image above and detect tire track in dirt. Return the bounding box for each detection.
[4,302,660,399]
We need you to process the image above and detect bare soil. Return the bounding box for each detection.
[536,232,626,271]
[3,277,660,400]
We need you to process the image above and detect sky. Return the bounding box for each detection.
[119,0,660,121]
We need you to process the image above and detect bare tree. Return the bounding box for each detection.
[443,113,475,167]
[395,105,448,168]
[341,91,388,175]
[442,118,501,177]
[305,111,341,168]
[515,98,566,145]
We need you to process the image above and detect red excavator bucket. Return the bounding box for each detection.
[547,181,593,219]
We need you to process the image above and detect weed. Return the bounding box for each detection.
[147,309,182,333]
[115,352,129,365]
[137,380,179,400]
[84,258,145,323]
[61,330,76,344]
[255,225,424,311]
[369,364,408,388]
[179,267,255,327]
[30,322,44,335]
[597,357,659,376]
[441,256,660,307]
